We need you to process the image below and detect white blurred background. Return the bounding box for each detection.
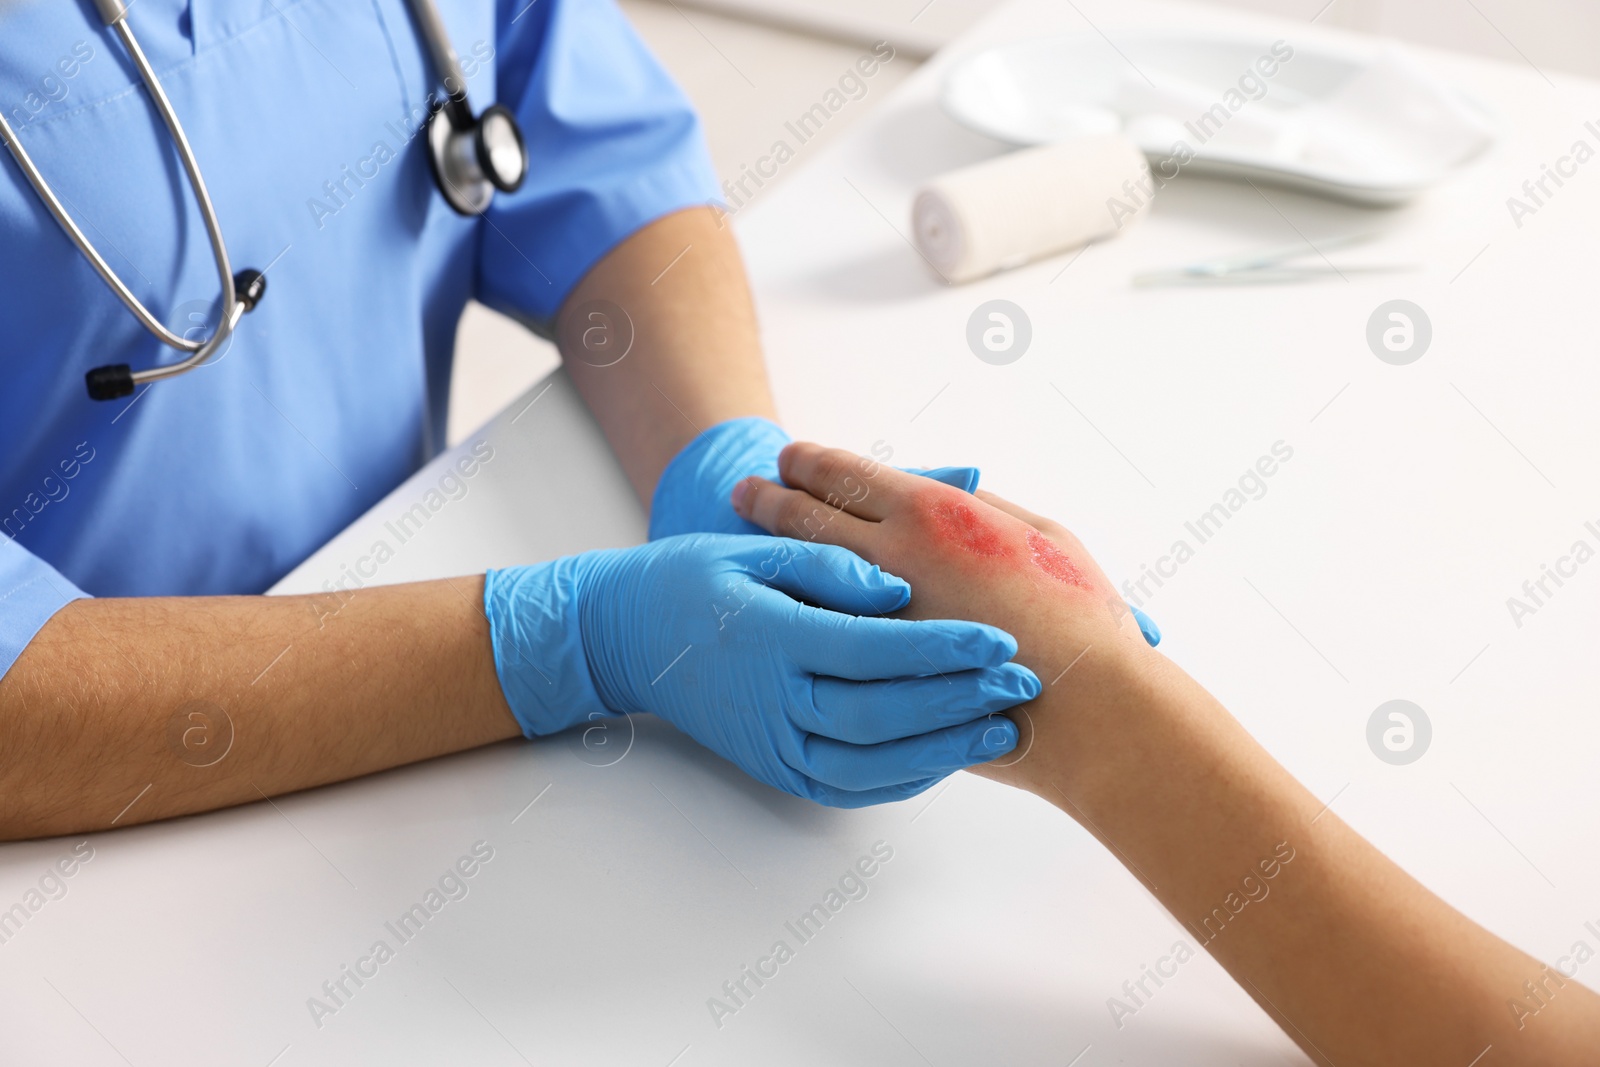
[447,0,1600,443]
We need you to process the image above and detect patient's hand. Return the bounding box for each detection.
[732,443,1155,794]
[742,445,1600,1067]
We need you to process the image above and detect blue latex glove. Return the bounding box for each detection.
[1130,606,1161,646]
[484,534,1039,807]
[649,417,1161,647]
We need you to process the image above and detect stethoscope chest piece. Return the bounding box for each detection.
[427,101,528,216]
[0,0,529,399]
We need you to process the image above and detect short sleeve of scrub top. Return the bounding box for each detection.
[0,0,719,680]
[476,0,722,327]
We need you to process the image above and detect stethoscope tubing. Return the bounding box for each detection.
[0,16,241,379]
[405,0,473,123]
[2,0,521,398]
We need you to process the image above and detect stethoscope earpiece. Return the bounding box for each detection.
[235,268,267,312]
[84,268,267,400]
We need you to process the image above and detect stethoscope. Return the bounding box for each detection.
[0,0,528,401]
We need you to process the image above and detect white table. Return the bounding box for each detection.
[7,0,1600,1062]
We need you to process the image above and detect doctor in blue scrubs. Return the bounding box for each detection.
[0,0,1047,838]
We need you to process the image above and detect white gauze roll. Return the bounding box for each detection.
[913,134,1152,284]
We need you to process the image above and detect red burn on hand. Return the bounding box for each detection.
[930,500,1009,557]
[1027,529,1090,589]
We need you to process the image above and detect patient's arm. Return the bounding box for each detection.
[732,443,1600,1067]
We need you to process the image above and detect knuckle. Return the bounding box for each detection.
[811,449,856,490]
[904,480,956,521]
[776,494,811,536]
[783,498,837,541]
[780,441,821,480]
[738,477,767,514]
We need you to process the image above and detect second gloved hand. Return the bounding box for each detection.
[484,534,1039,807]
[648,416,982,538]
[649,417,1160,646]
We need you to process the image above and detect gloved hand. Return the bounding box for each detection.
[648,416,982,539]
[649,416,1161,646]
[484,533,1040,807]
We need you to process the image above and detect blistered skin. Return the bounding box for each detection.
[929,501,1010,558]
[1027,529,1090,590]
[928,499,1091,590]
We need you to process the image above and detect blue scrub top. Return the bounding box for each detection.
[0,0,719,675]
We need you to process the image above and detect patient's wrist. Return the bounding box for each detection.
[979,630,1168,800]
[1027,649,1263,845]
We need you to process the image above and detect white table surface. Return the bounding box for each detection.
[8,0,1600,1063]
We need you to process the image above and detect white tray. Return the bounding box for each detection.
[941,31,1497,205]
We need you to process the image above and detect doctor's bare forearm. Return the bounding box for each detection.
[0,579,520,840]
[556,205,779,505]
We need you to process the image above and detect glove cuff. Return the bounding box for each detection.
[648,416,791,539]
[483,560,615,738]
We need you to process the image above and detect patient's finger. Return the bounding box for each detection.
[733,475,876,552]
[909,465,981,492]
[777,443,920,522]
[974,489,1058,533]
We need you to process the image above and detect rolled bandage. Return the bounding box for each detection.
[912,134,1152,284]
